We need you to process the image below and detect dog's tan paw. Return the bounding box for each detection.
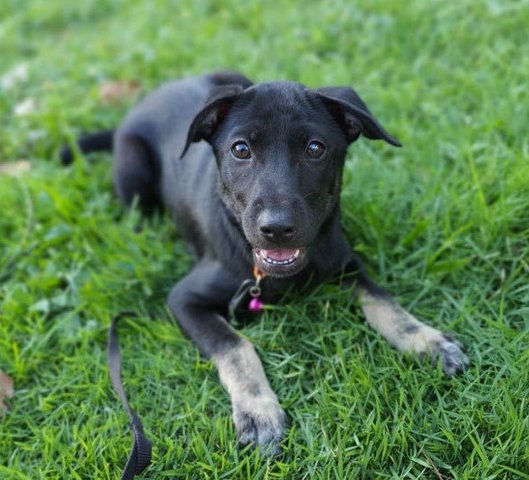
[233,396,287,455]
[435,333,469,376]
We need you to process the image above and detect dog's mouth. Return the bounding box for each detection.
[253,247,308,277]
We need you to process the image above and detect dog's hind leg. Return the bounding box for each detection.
[344,257,469,376]
[167,260,286,454]
[113,133,162,215]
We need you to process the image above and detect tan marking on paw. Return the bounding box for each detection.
[213,340,286,451]
[358,289,468,375]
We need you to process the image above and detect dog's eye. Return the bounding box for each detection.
[231,141,251,160]
[305,141,326,160]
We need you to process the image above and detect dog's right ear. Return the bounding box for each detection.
[180,84,244,158]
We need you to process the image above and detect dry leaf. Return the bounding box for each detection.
[0,370,14,414]
[0,160,31,177]
[99,80,140,105]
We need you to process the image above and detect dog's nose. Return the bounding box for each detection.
[259,213,297,243]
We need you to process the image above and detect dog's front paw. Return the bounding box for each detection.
[232,395,287,455]
[435,334,469,376]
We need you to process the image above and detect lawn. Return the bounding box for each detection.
[1,0,528,478]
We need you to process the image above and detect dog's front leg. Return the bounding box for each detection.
[167,260,286,453]
[343,256,469,376]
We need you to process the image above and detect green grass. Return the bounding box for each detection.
[1,0,529,478]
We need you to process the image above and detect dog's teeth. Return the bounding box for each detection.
[263,256,297,266]
[260,249,304,267]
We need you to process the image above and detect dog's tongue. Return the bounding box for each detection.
[263,249,298,261]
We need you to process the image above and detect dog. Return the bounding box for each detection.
[61,71,469,453]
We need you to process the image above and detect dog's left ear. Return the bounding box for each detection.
[315,86,402,147]
[181,84,244,158]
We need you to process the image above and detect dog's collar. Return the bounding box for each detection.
[228,266,267,319]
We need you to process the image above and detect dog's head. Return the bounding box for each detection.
[182,81,401,277]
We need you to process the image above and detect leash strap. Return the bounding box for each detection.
[108,312,152,479]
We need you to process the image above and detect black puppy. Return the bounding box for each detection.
[62,71,468,453]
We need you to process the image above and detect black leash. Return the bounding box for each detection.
[108,312,152,479]
[107,271,264,477]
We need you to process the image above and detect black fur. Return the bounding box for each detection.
[62,71,417,451]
